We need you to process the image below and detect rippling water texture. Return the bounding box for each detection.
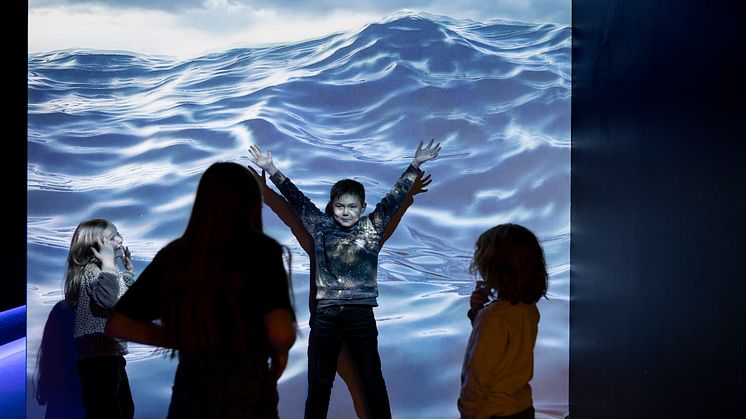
[27,11,570,418]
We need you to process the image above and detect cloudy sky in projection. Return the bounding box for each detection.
[28,0,570,56]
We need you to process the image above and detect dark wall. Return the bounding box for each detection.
[570,1,744,418]
[3,0,27,314]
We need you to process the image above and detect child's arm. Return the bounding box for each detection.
[370,140,440,234]
[458,314,506,417]
[379,172,432,245]
[247,165,315,255]
[265,307,297,382]
[247,159,318,321]
[105,249,171,347]
[249,145,325,230]
[260,239,298,382]
[105,311,170,348]
[411,138,441,171]
[467,283,490,325]
[84,265,120,311]
[87,237,123,310]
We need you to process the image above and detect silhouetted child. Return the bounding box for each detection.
[459,224,548,419]
[249,140,440,419]
[63,218,135,419]
[106,162,297,418]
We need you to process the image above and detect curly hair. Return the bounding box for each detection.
[470,223,548,304]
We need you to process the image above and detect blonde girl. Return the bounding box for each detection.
[64,218,135,419]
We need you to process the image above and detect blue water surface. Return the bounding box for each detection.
[27,10,570,419]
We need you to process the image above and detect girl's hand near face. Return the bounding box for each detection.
[469,285,490,314]
[121,246,133,272]
[91,237,117,272]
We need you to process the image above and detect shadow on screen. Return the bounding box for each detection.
[34,300,85,419]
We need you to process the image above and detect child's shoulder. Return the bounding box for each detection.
[482,300,537,318]
[475,302,538,334]
[81,262,101,280]
[83,261,99,271]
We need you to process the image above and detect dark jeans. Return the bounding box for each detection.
[76,355,134,419]
[490,406,535,419]
[305,305,391,419]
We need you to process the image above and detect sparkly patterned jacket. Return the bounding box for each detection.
[270,165,421,302]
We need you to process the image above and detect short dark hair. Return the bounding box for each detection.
[470,224,548,304]
[325,179,365,215]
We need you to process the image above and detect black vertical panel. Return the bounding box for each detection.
[2,0,27,313]
[571,1,744,418]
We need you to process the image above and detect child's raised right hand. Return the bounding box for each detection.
[248,145,278,175]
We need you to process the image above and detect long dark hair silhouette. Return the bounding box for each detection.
[159,162,271,355]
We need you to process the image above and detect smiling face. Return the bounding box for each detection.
[332,193,366,228]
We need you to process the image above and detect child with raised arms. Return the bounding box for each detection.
[249,139,440,419]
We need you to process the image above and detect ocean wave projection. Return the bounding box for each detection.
[28,10,570,418]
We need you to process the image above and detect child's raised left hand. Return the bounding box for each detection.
[411,172,432,196]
